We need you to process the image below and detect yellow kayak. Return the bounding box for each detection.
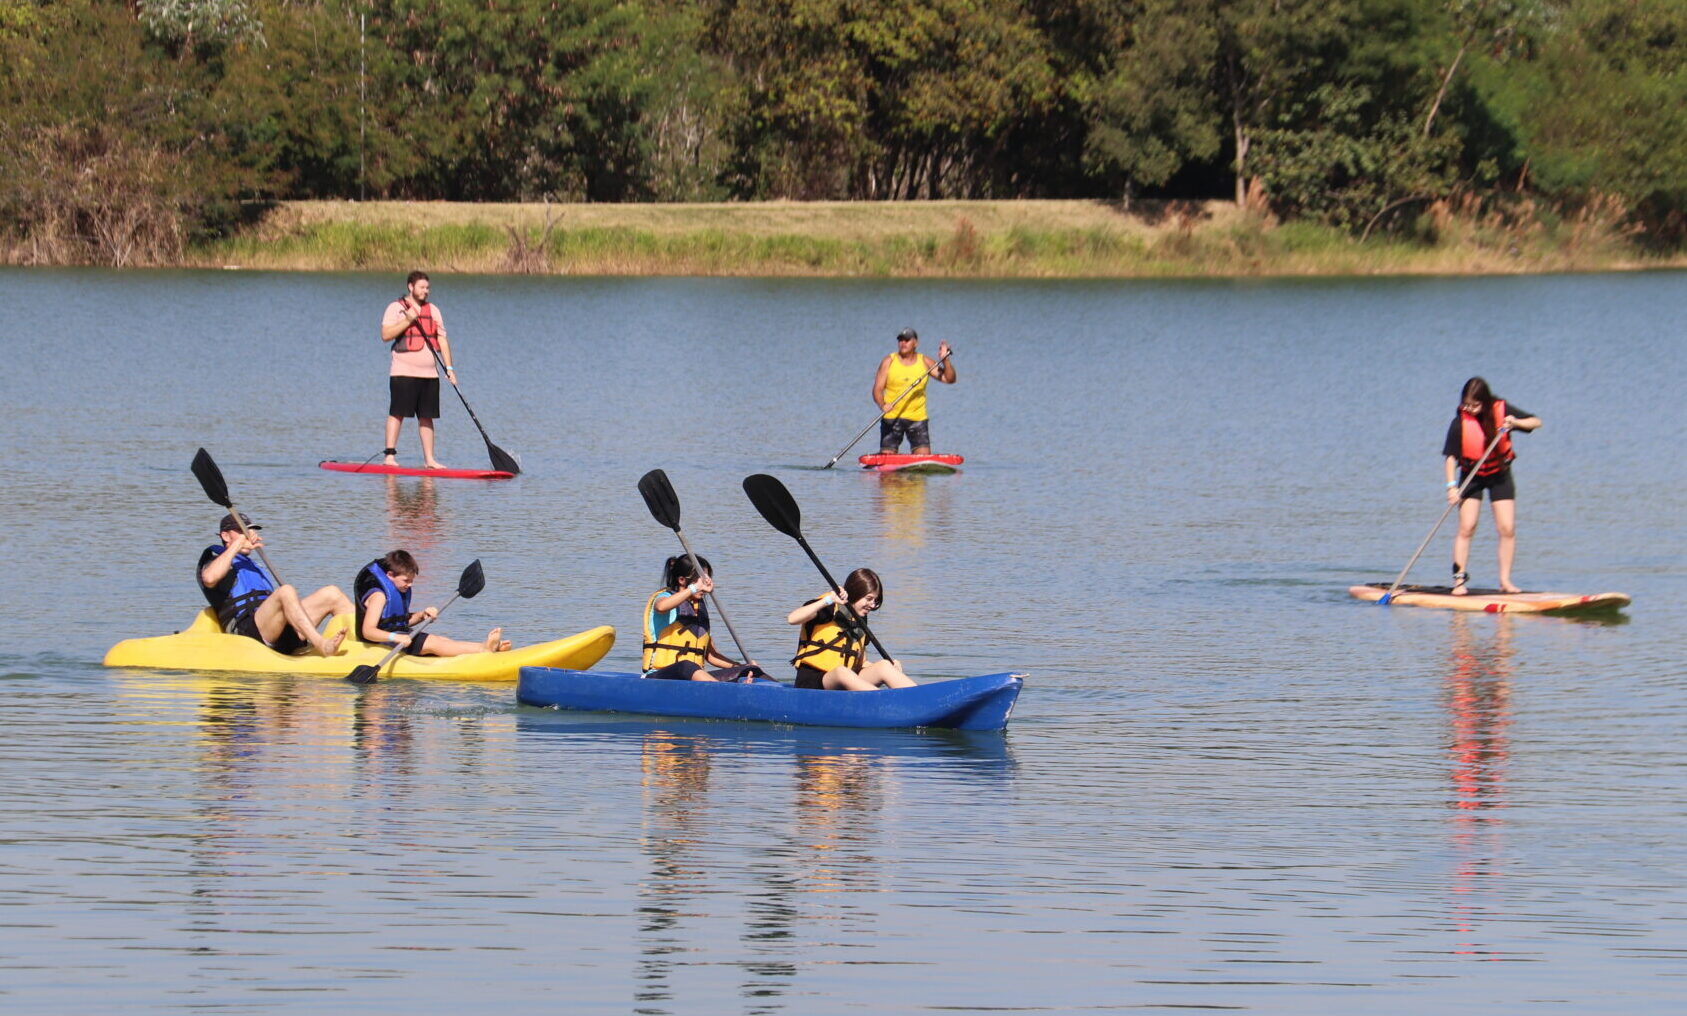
[103,609,615,682]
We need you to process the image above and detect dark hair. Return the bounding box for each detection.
[406,270,430,287]
[1461,376,1499,443]
[663,554,711,591]
[382,549,420,577]
[843,567,883,610]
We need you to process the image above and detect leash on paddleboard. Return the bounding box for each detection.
[822,348,954,469]
[1377,426,1510,604]
[742,473,896,663]
[637,469,758,668]
[191,448,285,585]
[426,344,522,475]
[346,559,485,684]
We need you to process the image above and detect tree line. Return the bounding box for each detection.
[1,0,1682,262]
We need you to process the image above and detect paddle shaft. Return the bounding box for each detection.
[671,528,756,665]
[359,589,463,676]
[426,344,518,472]
[1381,426,1510,601]
[789,535,894,662]
[824,349,954,468]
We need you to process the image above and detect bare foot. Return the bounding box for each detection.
[317,629,347,656]
[424,460,448,470]
[383,456,399,466]
[485,628,512,652]
[1500,581,1522,593]
[1450,572,1470,596]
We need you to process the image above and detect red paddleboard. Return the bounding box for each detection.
[319,460,515,480]
[858,453,964,474]
[1349,583,1630,614]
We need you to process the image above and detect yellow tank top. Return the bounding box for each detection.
[882,354,932,421]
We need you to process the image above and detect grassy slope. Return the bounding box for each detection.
[197,199,1685,277]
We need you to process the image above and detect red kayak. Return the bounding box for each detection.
[858,453,964,474]
[319,460,516,480]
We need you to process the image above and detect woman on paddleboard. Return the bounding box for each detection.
[356,550,511,655]
[786,568,916,690]
[642,556,762,681]
[1442,377,1541,595]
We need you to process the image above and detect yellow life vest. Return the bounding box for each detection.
[791,603,867,673]
[882,354,932,421]
[642,589,711,672]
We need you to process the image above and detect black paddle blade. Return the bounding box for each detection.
[487,443,521,475]
[191,447,232,508]
[346,664,380,685]
[743,473,802,539]
[638,469,682,531]
[457,559,486,599]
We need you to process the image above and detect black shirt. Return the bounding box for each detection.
[1442,404,1531,460]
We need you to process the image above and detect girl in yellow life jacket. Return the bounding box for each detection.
[1440,376,1542,595]
[786,568,916,691]
[643,555,760,681]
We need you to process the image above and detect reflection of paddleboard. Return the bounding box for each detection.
[319,460,515,480]
[1349,583,1631,614]
[859,453,964,474]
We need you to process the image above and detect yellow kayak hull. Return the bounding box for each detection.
[103,609,615,682]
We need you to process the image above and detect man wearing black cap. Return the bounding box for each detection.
[872,328,956,454]
[197,513,353,656]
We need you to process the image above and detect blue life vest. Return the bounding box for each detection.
[354,560,414,636]
[198,544,275,630]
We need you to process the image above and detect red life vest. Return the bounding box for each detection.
[1459,399,1514,476]
[392,301,441,353]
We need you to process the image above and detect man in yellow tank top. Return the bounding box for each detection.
[872,328,956,453]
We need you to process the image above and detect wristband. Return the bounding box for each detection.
[687,583,699,595]
[1445,481,1457,488]
[445,365,456,371]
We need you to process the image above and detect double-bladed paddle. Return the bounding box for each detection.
[192,447,285,584]
[1377,426,1511,604]
[346,559,485,684]
[637,469,756,665]
[741,473,894,662]
[823,348,955,469]
[427,344,522,475]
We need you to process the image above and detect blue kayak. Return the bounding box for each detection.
[516,668,1025,731]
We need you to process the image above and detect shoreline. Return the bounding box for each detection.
[57,199,1687,277]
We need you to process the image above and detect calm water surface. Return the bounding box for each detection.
[1,268,1684,1013]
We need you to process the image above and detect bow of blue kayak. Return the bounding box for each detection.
[517,668,1025,731]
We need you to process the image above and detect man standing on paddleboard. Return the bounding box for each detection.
[380,271,459,469]
[872,327,956,454]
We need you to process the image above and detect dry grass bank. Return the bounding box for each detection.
[193,199,1686,277]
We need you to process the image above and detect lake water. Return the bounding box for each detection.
[1,267,1683,1013]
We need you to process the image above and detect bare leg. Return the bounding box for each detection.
[419,417,445,469]
[911,444,932,454]
[1492,500,1520,592]
[253,585,346,656]
[822,666,878,691]
[384,416,403,465]
[859,659,916,688]
[416,629,512,657]
[1451,497,1482,594]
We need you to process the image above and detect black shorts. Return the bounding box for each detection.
[229,606,307,655]
[401,632,430,656]
[879,417,931,452]
[645,661,773,683]
[794,665,830,690]
[389,376,440,419]
[1459,468,1516,503]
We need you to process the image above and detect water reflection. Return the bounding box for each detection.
[867,473,930,548]
[385,475,445,553]
[1441,613,1514,956]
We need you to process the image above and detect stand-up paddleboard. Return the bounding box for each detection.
[319,460,516,480]
[1349,583,1630,614]
[859,453,964,474]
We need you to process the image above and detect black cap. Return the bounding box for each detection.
[218,512,261,533]
[897,327,918,341]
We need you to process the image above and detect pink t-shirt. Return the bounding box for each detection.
[383,300,447,378]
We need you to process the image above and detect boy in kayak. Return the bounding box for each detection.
[197,513,351,656]
[355,550,511,655]
[786,568,915,690]
[642,555,764,681]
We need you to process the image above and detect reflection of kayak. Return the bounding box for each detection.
[1349,583,1631,614]
[319,460,515,480]
[104,609,615,680]
[858,453,964,474]
[517,668,1024,730]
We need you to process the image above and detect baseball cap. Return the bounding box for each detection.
[218,512,261,533]
[897,328,918,341]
